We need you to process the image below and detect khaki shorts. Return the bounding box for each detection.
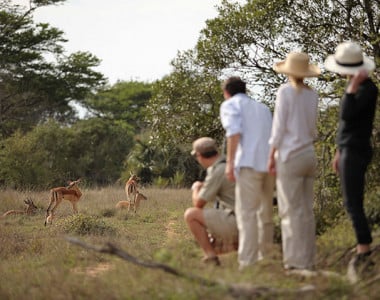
[204,208,239,254]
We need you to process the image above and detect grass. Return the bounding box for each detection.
[1,186,380,299]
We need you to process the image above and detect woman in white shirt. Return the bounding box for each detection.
[268,52,320,271]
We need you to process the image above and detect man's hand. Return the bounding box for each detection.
[267,147,277,175]
[346,69,368,94]
[191,181,203,191]
[332,150,340,174]
[267,156,276,175]
[225,161,236,182]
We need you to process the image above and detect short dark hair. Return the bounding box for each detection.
[222,77,246,96]
[199,150,218,158]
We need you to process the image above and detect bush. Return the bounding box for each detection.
[365,187,380,229]
[153,176,170,188]
[60,214,116,235]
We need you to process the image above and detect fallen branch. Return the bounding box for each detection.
[66,236,218,287]
[66,236,318,297]
[357,273,380,289]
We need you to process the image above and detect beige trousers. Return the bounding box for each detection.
[276,149,316,269]
[235,168,275,267]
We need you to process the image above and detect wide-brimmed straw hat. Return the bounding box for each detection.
[273,52,320,78]
[324,41,375,75]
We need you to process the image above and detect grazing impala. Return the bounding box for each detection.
[45,179,82,226]
[125,173,140,212]
[116,191,148,213]
[2,198,37,217]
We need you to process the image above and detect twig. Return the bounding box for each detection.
[357,273,380,289]
[66,236,218,287]
[66,236,317,297]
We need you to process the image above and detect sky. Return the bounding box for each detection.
[12,0,226,84]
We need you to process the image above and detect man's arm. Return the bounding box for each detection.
[267,146,277,175]
[191,181,207,208]
[332,149,340,174]
[225,133,240,182]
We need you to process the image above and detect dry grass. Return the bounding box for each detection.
[0,186,379,299]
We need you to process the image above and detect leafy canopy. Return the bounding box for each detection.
[0,0,106,138]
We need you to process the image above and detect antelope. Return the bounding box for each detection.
[45,179,82,226]
[1,198,37,217]
[116,191,148,213]
[125,173,140,212]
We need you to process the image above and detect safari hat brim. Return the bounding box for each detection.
[324,41,375,75]
[324,54,375,75]
[273,52,321,78]
[273,61,321,77]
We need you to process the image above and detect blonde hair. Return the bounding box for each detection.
[288,76,310,92]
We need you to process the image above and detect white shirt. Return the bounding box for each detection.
[269,83,318,162]
[220,93,272,172]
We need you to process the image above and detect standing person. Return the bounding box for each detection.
[184,137,238,266]
[220,77,274,270]
[268,52,321,270]
[324,42,378,267]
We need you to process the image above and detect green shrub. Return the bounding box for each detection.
[59,214,116,235]
[170,171,185,188]
[365,187,380,228]
[314,194,345,236]
[153,176,170,188]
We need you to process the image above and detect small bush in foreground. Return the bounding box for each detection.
[60,214,116,236]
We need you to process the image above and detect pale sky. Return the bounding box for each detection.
[12,0,228,84]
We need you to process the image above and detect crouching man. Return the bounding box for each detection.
[184,137,238,266]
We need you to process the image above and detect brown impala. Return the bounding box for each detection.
[2,198,37,217]
[116,191,147,213]
[45,179,82,225]
[125,173,140,213]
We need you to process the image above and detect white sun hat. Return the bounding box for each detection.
[324,41,375,75]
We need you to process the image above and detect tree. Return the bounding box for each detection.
[122,135,202,187]
[196,0,379,97]
[145,0,380,197]
[0,0,106,138]
[69,118,134,185]
[84,80,153,132]
[0,118,134,188]
[146,50,225,148]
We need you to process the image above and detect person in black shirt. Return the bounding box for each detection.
[325,41,378,263]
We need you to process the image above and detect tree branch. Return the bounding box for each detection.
[66,236,320,298]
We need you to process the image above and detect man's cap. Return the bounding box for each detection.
[191,137,218,156]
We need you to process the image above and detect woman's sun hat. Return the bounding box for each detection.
[273,52,321,78]
[324,41,375,75]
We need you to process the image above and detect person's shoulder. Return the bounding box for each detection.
[221,96,240,110]
[228,92,249,102]
[211,156,226,170]
[364,78,378,92]
[278,82,292,92]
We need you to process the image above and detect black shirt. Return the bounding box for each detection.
[337,78,378,150]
